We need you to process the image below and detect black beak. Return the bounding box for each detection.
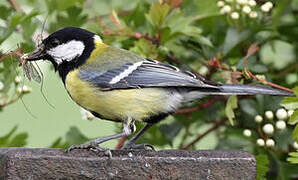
[23,44,47,61]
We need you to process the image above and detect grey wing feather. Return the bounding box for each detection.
[79,59,220,90]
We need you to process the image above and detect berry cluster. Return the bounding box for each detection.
[217,0,273,20]
[0,76,32,107]
[243,108,297,149]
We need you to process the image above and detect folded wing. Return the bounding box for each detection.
[79,59,220,90]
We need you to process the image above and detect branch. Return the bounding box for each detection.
[247,71,293,93]
[8,0,22,12]
[207,58,294,93]
[132,32,160,45]
[115,136,128,149]
[0,48,22,63]
[175,98,219,114]
[181,118,227,149]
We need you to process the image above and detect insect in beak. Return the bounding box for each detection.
[22,43,46,61]
[20,49,42,83]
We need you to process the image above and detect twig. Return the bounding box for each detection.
[181,118,227,149]
[0,94,22,108]
[7,0,22,12]
[207,58,294,93]
[167,53,184,65]
[207,58,233,72]
[132,32,160,45]
[115,136,128,149]
[276,63,298,78]
[175,98,219,114]
[247,71,293,93]
[0,48,22,63]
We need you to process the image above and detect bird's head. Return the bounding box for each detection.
[24,27,102,73]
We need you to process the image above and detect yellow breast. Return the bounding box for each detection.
[65,69,177,122]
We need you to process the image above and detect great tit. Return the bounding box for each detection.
[23,27,294,151]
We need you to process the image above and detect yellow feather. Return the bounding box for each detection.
[65,39,175,122]
[86,41,109,64]
[65,69,170,122]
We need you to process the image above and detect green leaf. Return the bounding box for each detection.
[225,95,238,125]
[8,133,28,147]
[256,154,269,180]
[239,99,258,117]
[129,38,158,59]
[275,130,294,151]
[281,87,298,110]
[50,137,70,149]
[65,126,89,145]
[0,126,28,147]
[146,2,170,28]
[293,125,298,141]
[287,151,298,164]
[166,9,202,38]
[260,40,295,70]
[45,0,85,12]
[281,98,298,110]
[222,28,250,56]
[0,126,17,146]
[159,121,182,143]
[0,5,12,19]
[289,110,298,125]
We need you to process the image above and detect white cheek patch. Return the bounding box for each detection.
[47,40,85,64]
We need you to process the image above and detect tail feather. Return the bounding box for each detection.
[198,84,295,97]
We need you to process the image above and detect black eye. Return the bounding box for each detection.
[48,38,60,48]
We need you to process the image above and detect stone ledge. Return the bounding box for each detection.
[0,148,256,180]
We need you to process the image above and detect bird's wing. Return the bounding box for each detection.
[79,59,220,90]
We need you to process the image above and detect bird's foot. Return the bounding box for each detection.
[66,142,112,157]
[122,143,155,151]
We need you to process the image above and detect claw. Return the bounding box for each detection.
[65,142,111,157]
[122,143,155,151]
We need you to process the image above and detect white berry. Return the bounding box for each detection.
[255,115,263,123]
[264,2,273,8]
[17,87,23,94]
[217,1,225,7]
[248,0,256,6]
[221,5,232,14]
[275,120,286,130]
[0,81,4,91]
[293,142,298,149]
[231,12,240,19]
[266,139,275,147]
[265,111,274,120]
[257,139,265,146]
[236,0,247,5]
[15,76,22,83]
[242,5,251,14]
[243,129,252,137]
[276,108,288,120]
[249,11,258,18]
[261,3,273,12]
[263,123,274,135]
[22,85,32,93]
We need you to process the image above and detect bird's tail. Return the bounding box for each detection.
[181,84,295,103]
[197,84,295,96]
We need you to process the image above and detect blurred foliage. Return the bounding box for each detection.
[0,0,297,179]
[0,126,27,147]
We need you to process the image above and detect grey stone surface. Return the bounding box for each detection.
[0,148,256,180]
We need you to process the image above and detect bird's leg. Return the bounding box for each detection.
[66,120,136,153]
[122,123,155,150]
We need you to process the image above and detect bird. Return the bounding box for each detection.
[22,27,295,151]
